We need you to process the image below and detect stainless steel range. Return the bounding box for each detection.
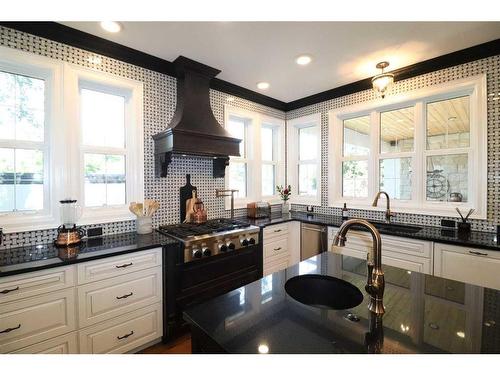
[157,218,263,342]
[157,218,260,263]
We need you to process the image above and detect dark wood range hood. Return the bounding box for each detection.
[153,56,241,178]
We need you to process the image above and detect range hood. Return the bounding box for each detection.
[153,56,241,178]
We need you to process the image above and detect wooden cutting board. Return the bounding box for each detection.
[180,174,197,223]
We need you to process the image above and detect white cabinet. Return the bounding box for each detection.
[434,243,500,289]
[328,227,433,274]
[1,247,163,354]
[262,221,301,276]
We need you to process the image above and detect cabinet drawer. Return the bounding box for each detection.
[264,237,289,261]
[0,266,75,304]
[78,303,162,354]
[263,223,289,241]
[10,332,78,354]
[264,256,289,276]
[434,243,500,289]
[77,247,162,285]
[0,289,76,353]
[77,267,162,328]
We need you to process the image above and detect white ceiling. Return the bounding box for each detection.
[61,22,500,102]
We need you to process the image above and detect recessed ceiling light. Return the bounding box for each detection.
[100,21,122,33]
[258,344,269,354]
[296,54,312,66]
[257,82,270,90]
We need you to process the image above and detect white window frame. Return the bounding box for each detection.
[328,74,487,219]
[64,64,144,225]
[224,105,284,209]
[0,47,64,232]
[287,113,322,206]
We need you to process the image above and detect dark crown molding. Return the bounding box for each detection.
[1,22,499,113]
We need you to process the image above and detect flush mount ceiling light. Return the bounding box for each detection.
[372,61,394,98]
[296,54,312,66]
[100,21,122,33]
[257,82,270,90]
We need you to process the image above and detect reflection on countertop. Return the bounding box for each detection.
[184,252,500,354]
[0,231,179,277]
[239,211,500,251]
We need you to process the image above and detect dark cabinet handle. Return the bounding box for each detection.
[115,262,133,268]
[117,330,134,340]
[469,250,488,256]
[1,286,19,294]
[116,292,133,300]
[0,324,21,334]
[116,331,134,340]
[273,229,282,233]
[273,247,282,251]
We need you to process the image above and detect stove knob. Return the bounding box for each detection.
[248,237,256,245]
[192,248,202,259]
[227,242,236,251]
[202,247,212,257]
[219,243,228,252]
[240,238,249,247]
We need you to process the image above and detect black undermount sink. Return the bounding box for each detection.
[352,222,423,234]
[285,274,364,310]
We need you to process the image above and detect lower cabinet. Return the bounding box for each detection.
[10,332,78,354]
[0,247,163,354]
[328,227,433,274]
[262,221,300,276]
[434,243,500,289]
[78,303,162,354]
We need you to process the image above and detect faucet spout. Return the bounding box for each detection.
[333,218,385,315]
[372,191,393,223]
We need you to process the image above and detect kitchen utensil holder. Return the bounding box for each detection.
[137,216,153,234]
[457,222,471,233]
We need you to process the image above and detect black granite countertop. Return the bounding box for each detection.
[0,231,179,277]
[184,252,500,353]
[240,211,500,251]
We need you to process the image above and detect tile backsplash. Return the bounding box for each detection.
[0,26,284,249]
[0,25,499,250]
[288,54,500,233]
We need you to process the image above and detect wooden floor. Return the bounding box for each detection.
[139,333,192,354]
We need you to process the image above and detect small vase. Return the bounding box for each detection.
[282,201,290,214]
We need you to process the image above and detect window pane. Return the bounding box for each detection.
[426,154,468,202]
[84,153,126,207]
[343,116,370,157]
[81,88,125,148]
[299,126,317,161]
[427,96,470,150]
[262,164,275,196]
[380,107,414,153]
[15,149,44,210]
[0,71,45,142]
[261,126,275,161]
[105,155,126,206]
[227,117,246,158]
[379,158,412,200]
[0,148,15,212]
[228,161,246,198]
[342,160,368,198]
[298,163,317,196]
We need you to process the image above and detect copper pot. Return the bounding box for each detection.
[191,199,207,224]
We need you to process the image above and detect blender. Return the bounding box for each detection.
[55,199,84,247]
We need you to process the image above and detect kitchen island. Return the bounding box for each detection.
[184,252,500,353]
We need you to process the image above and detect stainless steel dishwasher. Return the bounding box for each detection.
[300,223,328,261]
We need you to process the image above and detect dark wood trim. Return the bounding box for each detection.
[1,22,499,112]
[0,22,287,111]
[286,37,500,111]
